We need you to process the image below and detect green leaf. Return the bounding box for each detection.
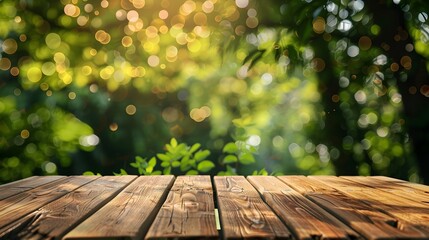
[171,160,181,168]
[114,168,128,176]
[148,157,156,167]
[163,167,171,175]
[135,156,145,163]
[152,170,162,175]
[223,154,238,164]
[170,138,178,147]
[130,162,138,168]
[83,171,95,176]
[197,160,215,172]
[239,153,255,165]
[252,168,268,176]
[226,165,237,174]
[186,170,199,175]
[157,153,170,161]
[161,161,170,167]
[258,168,268,176]
[194,150,210,162]
[180,156,191,171]
[189,143,201,154]
[222,142,238,154]
[239,153,256,165]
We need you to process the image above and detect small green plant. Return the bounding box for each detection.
[218,141,261,175]
[85,138,269,176]
[115,138,215,176]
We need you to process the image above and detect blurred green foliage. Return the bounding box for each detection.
[1,0,429,184]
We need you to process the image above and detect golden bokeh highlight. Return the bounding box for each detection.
[190,106,211,122]
[20,129,30,139]
[420,85,429,97]
[125,104,137,115]
[68,92,76,100]
[122,36,133,47]
[127,10,139,22]
[2,39,18,54]
[159,10,169,19]
[101,0,109,8]
[400,55,412,70]
[95,30,111,44]
[311,58,326,72]
[312,17,325,34]
[0,58,11,70]
[40,83,49,91]
[246,17,258,28]
[109,123,119,131]
[132,0,146,9]
[64,4,80,17]
[202,1,214,13]
[390,62,399,72]
[10,67,20,76]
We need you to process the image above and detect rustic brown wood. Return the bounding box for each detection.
[247,176,358,240]
[342,176,429,206]
[63,175,174,240]
[372,176,429,195]
[0,176,65,201]
[145,175,218,239]
[309,176,429,237]
[0,176,97,230]
[0,176,136,240]
[214,176,291,239]
[279,176,428,239]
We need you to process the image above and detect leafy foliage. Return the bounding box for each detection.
[1,0,429,184]
[87,138,267,176]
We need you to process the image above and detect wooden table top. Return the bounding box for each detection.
[0,175,428,239]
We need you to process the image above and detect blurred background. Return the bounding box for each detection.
[1,0,429,184]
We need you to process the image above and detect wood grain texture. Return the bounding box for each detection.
[247,176,358,240]
[0,176,65,201]
[309,176,429,238]
[279,176,428,239]
[63,175,174,240]
[342,176,429,206]
[214,176,291,239]
[372,176,429,196]
[0,176,97,230]
[0,176,136,240]
[145,175,218,239]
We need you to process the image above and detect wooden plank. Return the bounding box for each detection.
[145,175,218,239]
[0,176,65,201]
[0,176,136,240]
[278,176,428,239]
[214,176,291,239]
[247,176,359,240]
[342,176,429,206]
[0,176,97,230]
[309,176,429,237]
[63,175,175,240]
[372,176,429,194]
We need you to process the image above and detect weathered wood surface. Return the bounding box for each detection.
[0,176,65,201]
[372,176,429,193]
[0,176,97,230]
[248,176,358,240]
[214,176,291,239]
[146,175,218,239]
[63,175,174,240]
[279,176,429,239]
[0,175,428,240]
[0,176,135,240]
[309,176,429,237]
[346,176,429,205]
